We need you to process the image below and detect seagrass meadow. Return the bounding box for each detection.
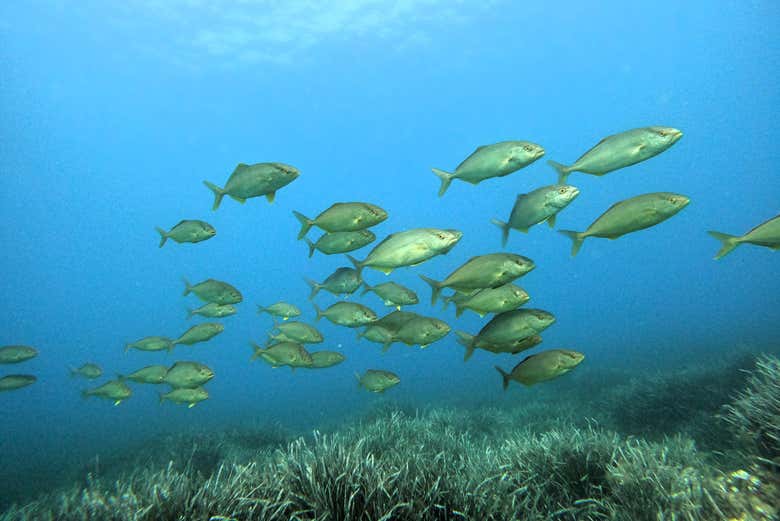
[1,1,778,520]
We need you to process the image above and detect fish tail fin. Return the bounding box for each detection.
[359,283,373,296]
[707,231,742,259]
[158,393,166,405]
[123,343,131,353]
[186,307,195,319]
[304,277,321,300]
[81,390,90,400]
[182,278,192,296]
[292,211,314,240]
[547,160,571,184]
[68,367,78,377]
[558,230,586,257]
[304,238,316,258]
[491,218,510,247]
[249,342,265,361]
[419,275,442,305]
[313,303,323,321]
[454,304,465,318]
[256,305,266,315]
[354,372,362,388]
[455,330,475,361]
[155,227,168,248]
[346,254,364,279]
[203,180,226,211]
[431,168,455,197]
[495,366,511,391]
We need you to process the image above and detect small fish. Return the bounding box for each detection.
[187,303,237,319]
[304,230,375,257]
[173,323,224,346]
[304,267,363,299]
[250,342,313,370]
[69,363,102,379]
[348,228,462,275]
[432,141,545,196]
[163,361,215,388]
[155,220,216,248]
[457,309,555,351]
[455,332,542,362]
[0,345,38,364]
[82,378,132,405]
[496,349,585,388]
[708,214,780,259]
[0,375,36,392]
[361,281,419,309]
[420,253,534,305]
[373,310,419,333]
[547,127,683,183]
[269,321,324,344]
[257,302,301,321]
[559,192,690,256]
[492,185,580,246]
[125,336,174,353]
[122,365,168,384]
[443,284,530,318]
[204,162,299,210]
[293,202,388,238]
[183,278,243,305]
[356,369,400,393]
[307,351,346,369]
[160,387,209,408]
[393,316,450,349]
[314,302,377,328]
[357,324,396,352]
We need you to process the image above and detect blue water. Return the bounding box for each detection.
[1,0,778,508]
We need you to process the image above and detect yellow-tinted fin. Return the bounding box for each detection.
[379,268,393,275]
[114,400,121,406]
[188,402,196,408]
[266,191,276,203]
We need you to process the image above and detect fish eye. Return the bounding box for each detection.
[522,145,533,152]
[658,130,667,136]
[558,187,567,194]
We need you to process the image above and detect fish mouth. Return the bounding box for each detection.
[534,149,546,159]
[671,129,683,142]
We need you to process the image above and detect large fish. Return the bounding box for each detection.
[306,351,346,369]
[356,369,400,393]
[160,387,209,408]
[357,324,396,352]
[443,283,530,318]
[314,302,377,328]
[393,316,450,349]
[250,342,313,370]
[432,141,545,196]
[173,323,224,346]
[0,375,36,392]
[187,303,237,319]
[419,253,534,305]
[122,365,168,384]
[559,192,690,256]
[82,378,132,405]
[455,332,541,362]
[204,162,299,210]
[163,361,215,388]
[69,363,102,379]
[495,349,584,388]
[293,202,388,238]
[257,302,301,321]
[457,309,555,351]
[547,127,682,184]
[304,230,375,257]
[269,321,324,344]
[183,278,243,305]
[155,220,215,248]
[348,228,463,275]
[0,345,38,364]
[304,267,363,299]
[125,336,174,353]
[708,214,780,259]
[360,281,419,310]
[492,185,580,246]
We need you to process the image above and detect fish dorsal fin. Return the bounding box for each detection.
[236,163,249,169]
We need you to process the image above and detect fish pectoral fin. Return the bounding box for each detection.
[266,191,276,203]
[188,402,196,408]
[547,215,557,228]
[379,268,393,275]
[113,400,122,406]
[228,194,247,204]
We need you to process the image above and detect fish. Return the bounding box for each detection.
[269,321,324,344]
[173,323,224,346]
[155,220,216,248]
[457,309,555,351]
[393,316,450,348]
[357,324,396,352]
[204,162,299,210]
[304,267,363,299]
[307,351,347,368]
[257,302,301,320]
[69,363,102,379]
[122,365,168,384]
[559,192,690,256]
[0,375,36,392]
[373,310,419,333]
[293,202,388,238]
[356,369,400,393]
[163,361,215,388]
[432,141,545,196]
[160,387,209,408]
[547,127,683,184]
[250,341,314,370]
[0,345,38,364]
[456,332,542,361]
[708,214,780,259]
[124,336,175,353]
[360,281,419,309]
[443,283,530,318]
[491,185,580,246]
[82,378,132,405]
[419,253,535,305]
[186,303,237,319]
[348,228,463,275]
[304,230,376,257]
[313,301,377,327]
[495,349,585,388]
[183,278,243,305]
